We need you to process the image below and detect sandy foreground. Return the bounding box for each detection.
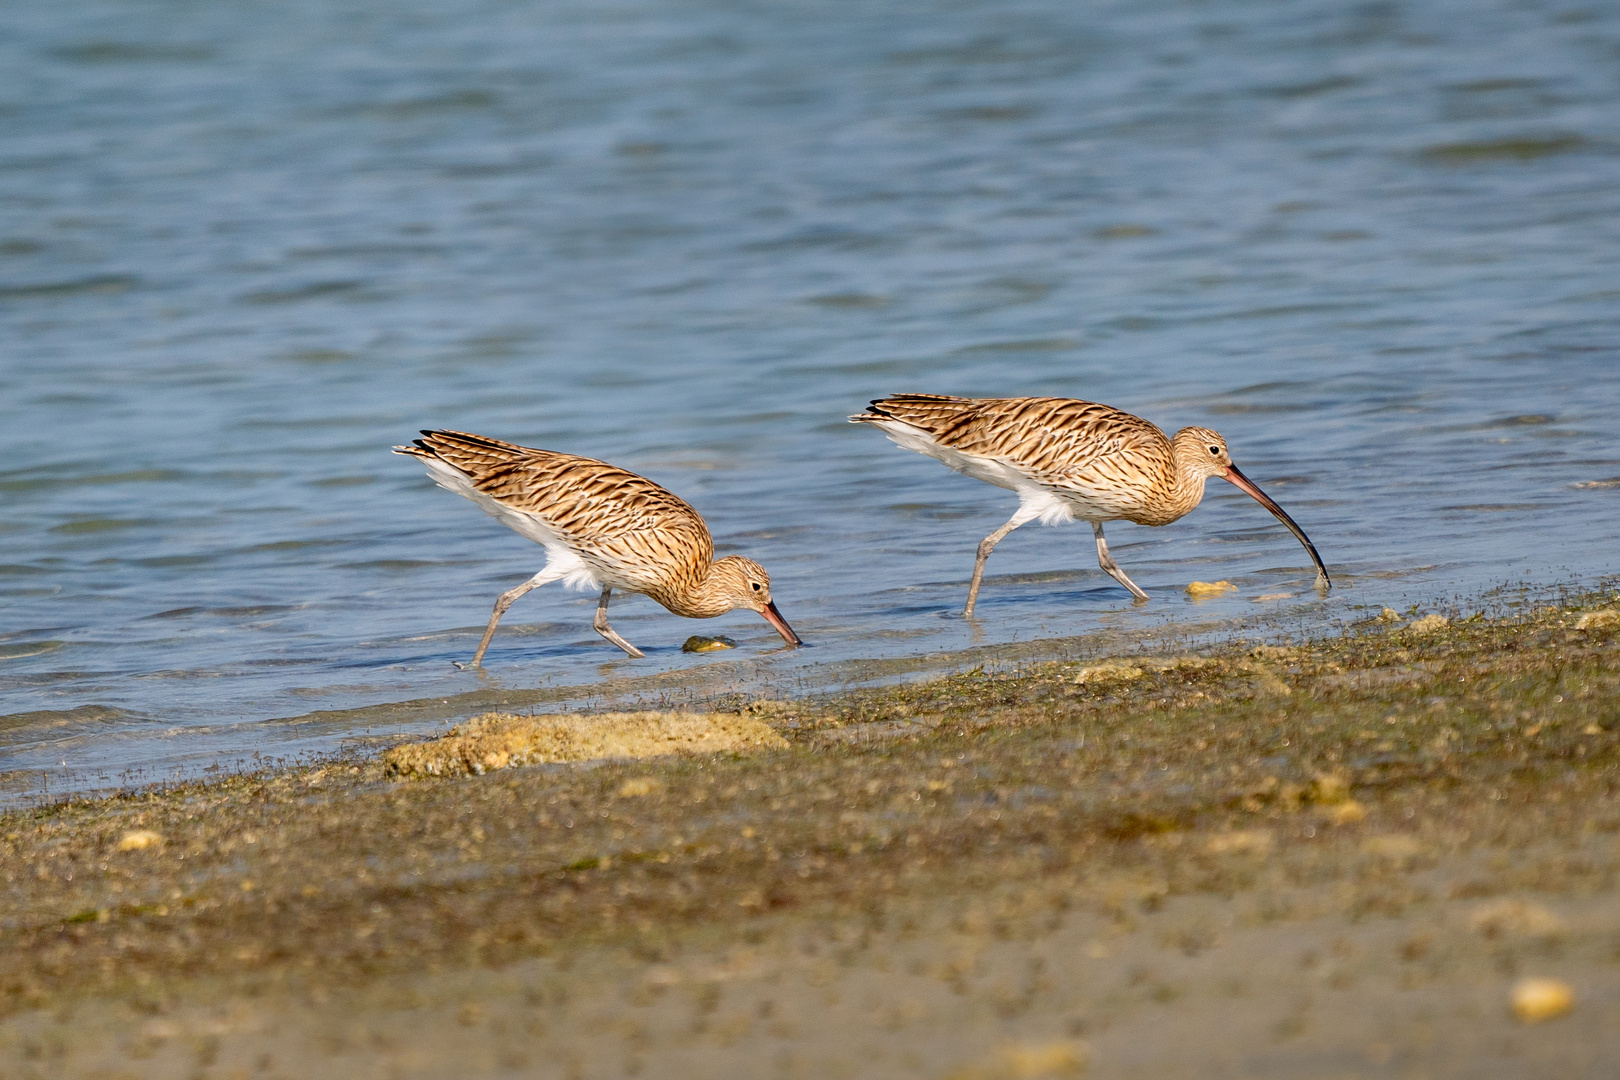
[2,599,1619,1078]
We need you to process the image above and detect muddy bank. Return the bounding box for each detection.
[2,596,1618,1077]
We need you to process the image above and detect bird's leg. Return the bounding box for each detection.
[964,506,1039,617]
[593,587,646,658]
[464,568,563,668]
[1093,521,1149,601]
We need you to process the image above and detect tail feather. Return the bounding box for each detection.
[395,428,532,458]
[849,393,972,424]
[393,429,550,482]
[849,394,985,439]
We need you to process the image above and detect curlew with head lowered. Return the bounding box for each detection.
[395,429,801,665]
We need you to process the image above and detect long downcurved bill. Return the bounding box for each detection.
[1222,465,1332,591]
[759,600,803,647]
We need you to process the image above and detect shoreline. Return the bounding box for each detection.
[2,589,1618,1076]
[6,574,1579,809]
[1,587,1358,808]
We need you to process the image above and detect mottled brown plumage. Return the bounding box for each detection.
[395,430,800,664]
[851,394,1329,613]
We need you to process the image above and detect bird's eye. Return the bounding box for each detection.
[1208,445,1220,455]
[751,582,762,592]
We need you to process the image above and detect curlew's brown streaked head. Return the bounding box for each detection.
[1170,426,1235,481]
[705,556,802,646]
[1172,426,1331,592]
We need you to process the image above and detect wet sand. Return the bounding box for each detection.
[3,597,1619,1078]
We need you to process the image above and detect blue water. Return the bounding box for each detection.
[3,0,1618,799]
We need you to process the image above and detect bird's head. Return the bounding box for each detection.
[1172,426,1233,480]
[1171,426,1331,591]
[709,556,802,646]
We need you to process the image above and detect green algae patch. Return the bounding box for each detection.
[381,710,788,778]
[1419,134,1587,163]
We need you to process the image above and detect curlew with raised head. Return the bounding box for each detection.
[395,430,801,665]
[850,394,1329,615]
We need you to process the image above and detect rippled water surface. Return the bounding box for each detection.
[3,0,1619,798]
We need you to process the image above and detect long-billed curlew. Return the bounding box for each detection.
[850,394,1330,615]
[395,429,801,665]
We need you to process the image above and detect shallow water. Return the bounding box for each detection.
[3,0,1618,799]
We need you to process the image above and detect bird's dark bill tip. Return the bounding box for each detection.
[761,601,802,647]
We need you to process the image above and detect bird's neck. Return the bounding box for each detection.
[1159,440,1213,522]
[652,558,732,619]
[1174,470,1209,518]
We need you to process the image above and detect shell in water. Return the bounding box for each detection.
[681,635,737,653]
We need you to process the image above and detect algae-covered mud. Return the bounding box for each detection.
[3,594,1619,1077]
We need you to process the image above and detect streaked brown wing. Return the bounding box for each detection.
[858,395,1171,488]
[406,430,713,567]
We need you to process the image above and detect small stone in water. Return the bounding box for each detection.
[681,635,736,653]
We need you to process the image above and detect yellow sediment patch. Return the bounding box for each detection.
[1309,772,1365,822]
[1511,977,1574,1023]
[116,829,164,852]
[1205,829,1273,856]
[947,1040,1090,1079]
[1574,609,1620,631]
[616,777,665,798]
[1407,614,1449,633]
[1186,580,1236,599]
[1361,835,1425,862]
[1125,656,1217,673]
[1469,899,1563,938]
[1307,770,1352,804]
[1327,801,1367,825]
[1071,663,1145,686]
[383,711,788,779]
